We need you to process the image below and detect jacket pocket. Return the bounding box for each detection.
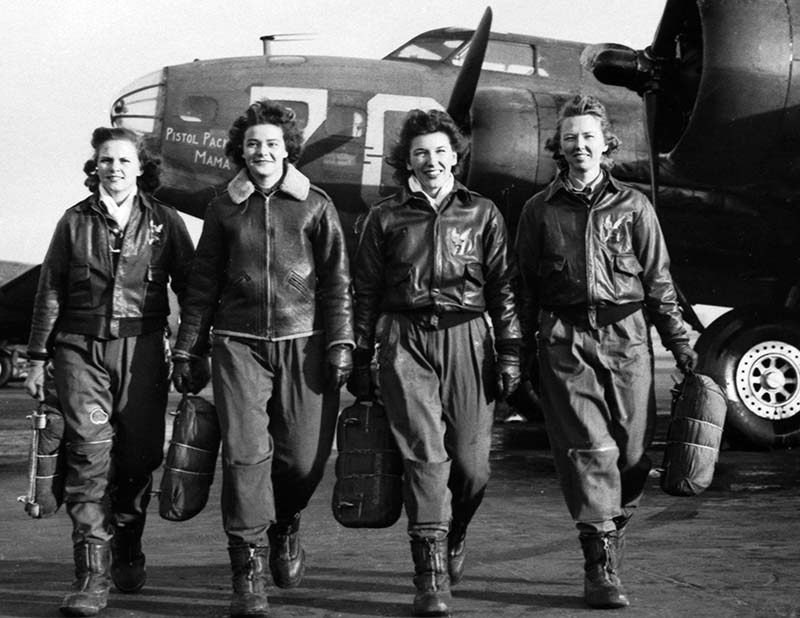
[286,271,314,302]
[67,263,93,307]
[222,271,252,304]
[144,265,169,312]
[613,253,644,298]
[461,262,485,306]
[537,256,566,277]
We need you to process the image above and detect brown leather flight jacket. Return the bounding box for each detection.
[352,181,520,350]
[27,192,195,360]
[515,173,690,349]
[174,165,354,355]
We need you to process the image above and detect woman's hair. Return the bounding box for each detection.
[225,99,304,168]
[545,94,621,172]
[385,109,470,185]
[83,126,160,193]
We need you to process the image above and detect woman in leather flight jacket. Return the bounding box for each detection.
[25,127,195,617]
[171,100,354,618]
[349,109,521,617]
[516,95,697,610]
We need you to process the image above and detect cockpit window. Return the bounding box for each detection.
[452,41,535,75]
[386,36,467,62]
[179,96,218,123]
[110,69,164,134]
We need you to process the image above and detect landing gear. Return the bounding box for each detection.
[0,353,12,388]
[696,306,800,449]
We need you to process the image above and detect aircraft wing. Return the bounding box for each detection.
[0,263,40,344]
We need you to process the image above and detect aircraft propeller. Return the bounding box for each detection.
[581,0,704,331]
[581,0,691,208]
[446,6,493,132]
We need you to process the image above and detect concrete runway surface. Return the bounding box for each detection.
[0,359,798,618]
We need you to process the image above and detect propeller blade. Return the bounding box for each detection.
[649,0,691,59]
[446,6,492,129]
[644,89,660,210]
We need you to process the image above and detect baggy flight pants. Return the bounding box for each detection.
[52,330,169,544]
[212,334,338,547]
[378,313,495,538]
[538,310,655,533]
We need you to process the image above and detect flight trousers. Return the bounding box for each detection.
[378,313,495,537]
[52,330,168,544]
[537,310,655,533]
[211,334,338,547]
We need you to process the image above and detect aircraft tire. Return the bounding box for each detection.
[695,306,800,449]
[0,354,12,388]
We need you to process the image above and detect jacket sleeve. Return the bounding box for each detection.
[312,197,354,349]
[27,216,71,360]
[166,209,196,306]
[174,205,225,356]
[482,202,521,345]
[514,197,542,346]
[351,207,385,353]
[633,196,691,349]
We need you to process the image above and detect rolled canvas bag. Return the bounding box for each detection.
[159,395,220,521]
[332,400,403,528]
[661,372,727,496]
[18,401,65,518]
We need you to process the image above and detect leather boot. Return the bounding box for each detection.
[611,515,630,573]
[59,542,111,617]
[229,545,269,618]
[267,513,305,589]
[110,520,146,593]
[410,537,451,617]
[579,532,630,609]
[447,521,467,586]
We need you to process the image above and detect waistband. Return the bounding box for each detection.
[398,308,481,331]
[542,302,642,329]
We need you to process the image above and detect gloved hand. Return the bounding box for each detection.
[327,344,353,389]
[346,348,374,400]
[496,354,522,401]
[671,343,698,375]
[172,354,211,394]
[25,359,45,401]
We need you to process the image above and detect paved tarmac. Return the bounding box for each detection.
[0,363,798,618]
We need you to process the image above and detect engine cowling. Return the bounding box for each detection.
[587,0,800,187]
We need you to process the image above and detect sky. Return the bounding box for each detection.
[0,0,666,264]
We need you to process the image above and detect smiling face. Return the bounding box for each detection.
[559,114,608,181]
[243,123,288,188]
[406,131,458,195]
[95,139,142,201]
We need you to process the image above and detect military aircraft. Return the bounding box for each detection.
[3,2,800,449]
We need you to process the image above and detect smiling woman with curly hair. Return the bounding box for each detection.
[25,126,194,617]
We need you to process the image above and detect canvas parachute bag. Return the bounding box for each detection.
[332,399,404,528]
[17,401,66,518]
[660,371,727,496]
[158,393,220,521]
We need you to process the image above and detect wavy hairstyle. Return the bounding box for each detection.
[224,99,304,168]
[385,109,470,185]
[545,94,620,172]
[83,127,160,193]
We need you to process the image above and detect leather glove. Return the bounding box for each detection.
[671,343,698,375]
[326,344,353,389]
[172,354,211,394]
[171,358,192,394]
[496,354,522,401]
[189,356,211,393]
[25,359,45,401]
[346,348,374,401]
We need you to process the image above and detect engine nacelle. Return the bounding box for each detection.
[664,0,799,185]
[466,87,555,234]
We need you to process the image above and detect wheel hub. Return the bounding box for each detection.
[736,340,800,420]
